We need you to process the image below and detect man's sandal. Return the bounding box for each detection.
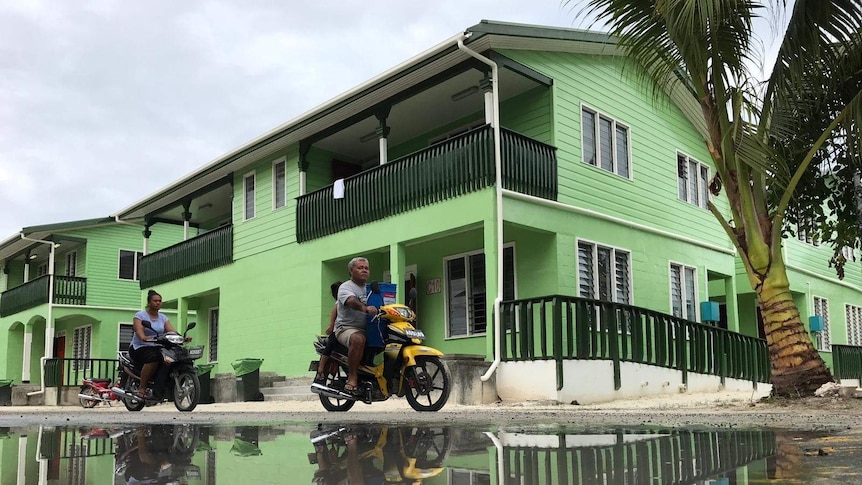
[343,383,362,397]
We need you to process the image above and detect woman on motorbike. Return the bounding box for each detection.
[130,290,176,400]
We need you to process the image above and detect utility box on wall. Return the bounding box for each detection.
[700,301,720,322]
[809,315,824,332]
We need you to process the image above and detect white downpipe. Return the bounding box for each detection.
[457,39,503,382]
[484,432,505,484]
[20,234,56,397]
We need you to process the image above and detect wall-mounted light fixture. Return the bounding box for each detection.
[451,85,479,102]
[29,253,38,260]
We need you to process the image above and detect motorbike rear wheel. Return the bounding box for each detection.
[119,374,145,412]
[173,369,200,412]
[404,356,450,412]
[319,363,356,412]
[78,385,98,409]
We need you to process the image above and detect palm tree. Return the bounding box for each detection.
[570,0,861,396]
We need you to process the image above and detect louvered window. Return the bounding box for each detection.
[578,241,631,304]
[209,308,219,363]
[847,304,862,346]
[670,264,698,320]
[244,172,256,220]
[72,326,91,371]
[273,160,286,209]
[118,250,143,280]
[118,323,134,352]
[445,246,515,337]
[677,153,709,209]
[582,107,630,178]
[813,297,830,351]
[65,251,78,276]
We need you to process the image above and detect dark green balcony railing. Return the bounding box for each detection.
[0,275,87,317]
[503,429,776,485]
[833,344,862,382]
[501,295,771,391]
[139,224,233,288]
[296,124,557,242]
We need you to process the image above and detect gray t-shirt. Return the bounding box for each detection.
[335,280,368,332]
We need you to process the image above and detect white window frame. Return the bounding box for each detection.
[118,322,134,352]
[117,249,143,281]
[847,304,862,346]
[580,104,632,179]
[576,239,633,304]
[209,307,219,363]
[272,158,287,210]
[72,325,92,371]
[243,171,256,221]
[677,152,710,209]
[65,250,78,276]
[443,244,516,339]
[813,296,831,351]
[669,262,699,321]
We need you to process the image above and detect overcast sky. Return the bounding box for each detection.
[0,1,784,240]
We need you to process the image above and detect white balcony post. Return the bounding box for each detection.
[182,202,192,241]
[480,72,494,126]
[142,226,151,256]
[376,107,391,166]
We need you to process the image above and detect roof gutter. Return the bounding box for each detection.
[456,37,503,383]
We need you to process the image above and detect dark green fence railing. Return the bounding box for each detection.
[296,125,557,242]
[833,344,862,382]
[39,428,115,460]
[0,275,87,317]
[501,295,771,391]
[502,428,776,485]
[139,224,233,288]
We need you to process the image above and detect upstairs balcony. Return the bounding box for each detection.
[0,275,87,317]
[139,224,233,288]
[296,125,557,242]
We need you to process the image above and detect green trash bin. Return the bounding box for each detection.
[0,380,12,406]
[231,359,264,402]
[195,364,215,404]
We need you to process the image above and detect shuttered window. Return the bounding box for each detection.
[72,326,91,370]
[445,246,515,337]
[65,251,78,276]
[273,160,286,209]
[670,264,698,320]
[118,250,143,280]
[209,308,219,363]
[244,172,256,220]
[813,297,830,351]
[677,153,709,209]
[847,304,862,346]
[118,323,134,352]
[582,107,631,178]
[578,241,631,304]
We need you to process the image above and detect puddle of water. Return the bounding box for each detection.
[0,424,836,484]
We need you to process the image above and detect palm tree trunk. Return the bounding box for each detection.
[756,268,833,396]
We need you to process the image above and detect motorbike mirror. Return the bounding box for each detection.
[186,321,197,331]
[370,281,380,294]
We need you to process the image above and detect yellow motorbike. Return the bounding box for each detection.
[310,300,451,412]
[308,425,450,484]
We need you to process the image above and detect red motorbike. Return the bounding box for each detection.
[78,377,121,408]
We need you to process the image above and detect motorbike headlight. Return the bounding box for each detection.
[165,334,184,345]
[396,307,414,319]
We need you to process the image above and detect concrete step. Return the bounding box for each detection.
[271,376,311,388]
[260,378,317,401]
[263,393,319,402]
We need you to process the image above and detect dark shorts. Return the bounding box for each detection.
[129,345,162,364]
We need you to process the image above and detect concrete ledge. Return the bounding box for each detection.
[441,354,498,405]
[213,373,238,403]
[11,385,44,406]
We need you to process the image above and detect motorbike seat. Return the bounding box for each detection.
[90,378,112,386]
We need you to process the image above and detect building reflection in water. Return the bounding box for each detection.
[0,424,782,484]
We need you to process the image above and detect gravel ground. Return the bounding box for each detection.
[2,390,861,431]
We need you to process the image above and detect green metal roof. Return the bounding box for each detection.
[467,19,615,45]
[20,217,115,235]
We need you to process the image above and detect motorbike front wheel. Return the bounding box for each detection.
[319,363,355,412]
[173,370,200,412]
[78,385,98,409]
[404,356,450,412]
